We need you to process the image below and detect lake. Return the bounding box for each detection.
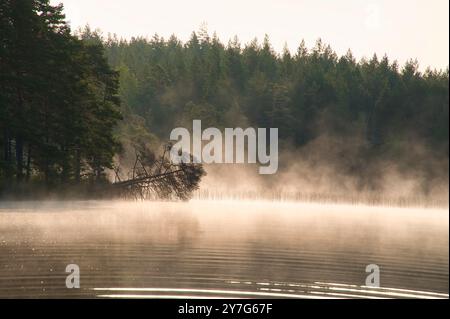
[0,200,448,298]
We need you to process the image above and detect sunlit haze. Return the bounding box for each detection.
[50,0,449,70]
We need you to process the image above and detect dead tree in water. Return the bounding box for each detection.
[112,144,205,201]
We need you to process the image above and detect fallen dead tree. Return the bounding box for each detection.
[112,144,206,201]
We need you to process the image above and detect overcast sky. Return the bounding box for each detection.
[50,0,449,70]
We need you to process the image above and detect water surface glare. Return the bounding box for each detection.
[0,200,448,298]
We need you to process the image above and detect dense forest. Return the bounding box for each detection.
[100,26,448,196]
[0,0,122,196]
[1,1,448,199]
[104,29,449,152]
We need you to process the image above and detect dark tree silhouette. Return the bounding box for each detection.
[112,144,206,201]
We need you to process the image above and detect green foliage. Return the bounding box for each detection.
[101,30,448,160]
[0,0,121,190]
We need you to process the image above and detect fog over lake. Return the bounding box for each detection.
[0,200,447,299]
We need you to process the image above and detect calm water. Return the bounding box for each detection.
[0,200,448,299]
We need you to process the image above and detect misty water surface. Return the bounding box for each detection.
[0,200,448,298]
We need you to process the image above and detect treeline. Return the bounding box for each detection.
[103,29,448,151]
[0,0,121,193]
[100,28,448,191]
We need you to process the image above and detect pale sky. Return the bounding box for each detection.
[50,0,449,70]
